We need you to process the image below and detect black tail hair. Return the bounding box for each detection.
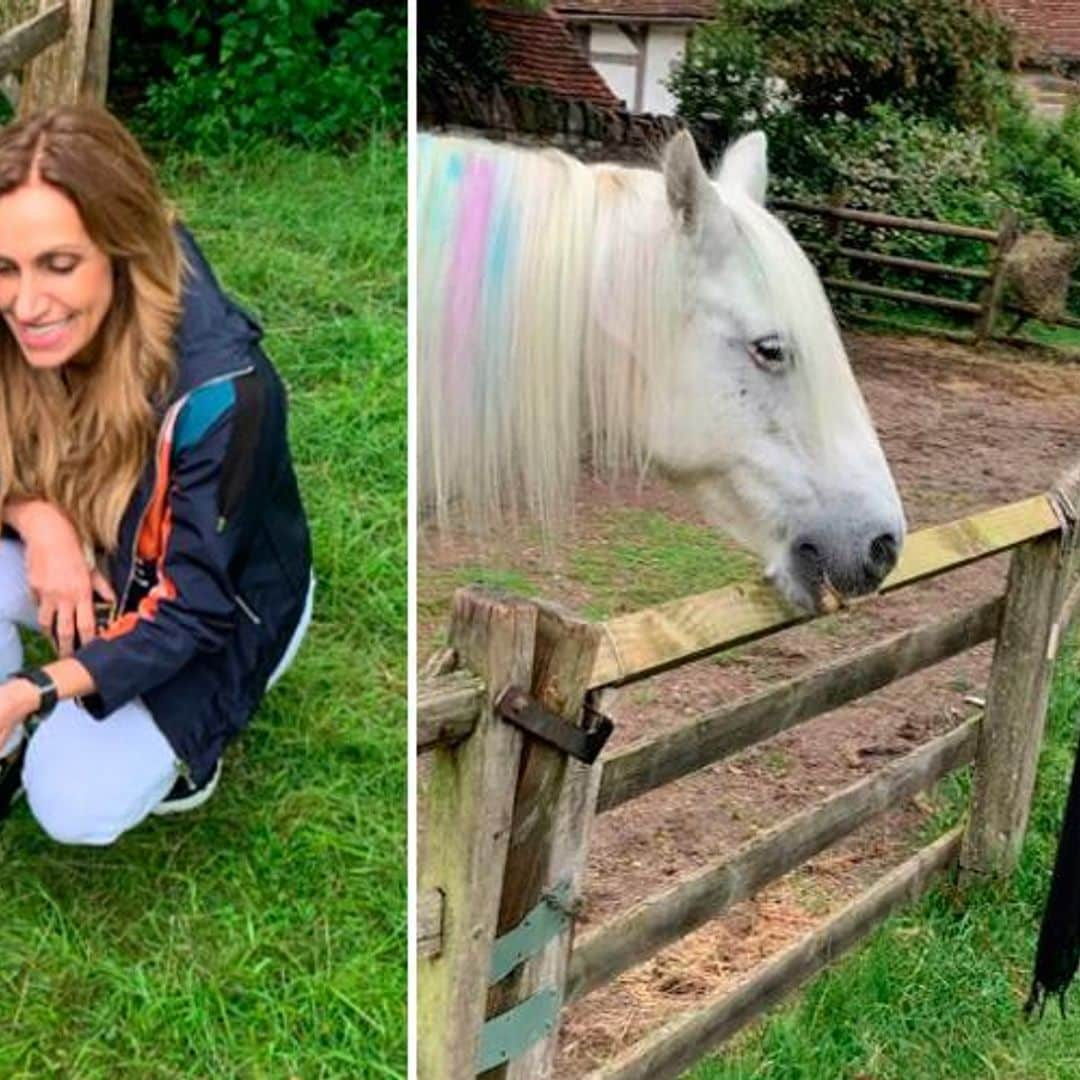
[1026,713,1080,1018]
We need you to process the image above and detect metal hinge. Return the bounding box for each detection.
[496,687,614,764]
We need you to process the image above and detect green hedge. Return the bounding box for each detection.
[109,0,405,150]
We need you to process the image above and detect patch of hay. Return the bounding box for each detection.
[1004,230,1078,322]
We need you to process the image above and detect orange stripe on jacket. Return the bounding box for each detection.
[100,410,182,641]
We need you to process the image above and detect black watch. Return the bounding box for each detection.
[12,667,58,722]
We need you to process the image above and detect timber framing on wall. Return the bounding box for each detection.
[587,21,648,112]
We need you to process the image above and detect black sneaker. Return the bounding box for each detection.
[0,738,25,822]
[151,759,222,817]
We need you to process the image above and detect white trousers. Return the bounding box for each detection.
[0,539,312,846]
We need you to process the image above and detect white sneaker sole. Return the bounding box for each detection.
[152,760,222,816]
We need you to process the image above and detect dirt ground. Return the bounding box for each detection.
[418,332,1080,1076]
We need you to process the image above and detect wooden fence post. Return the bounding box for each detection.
[482,602,605,1080]
[82,0,112,103]
[974,209,1018,345]
[961,469,1080,880]
[418,589,537,1080]
[8,0,111,116]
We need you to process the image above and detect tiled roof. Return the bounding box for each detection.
[477,4,621,105]
[991,1,1080,60]
[554,0,715,18]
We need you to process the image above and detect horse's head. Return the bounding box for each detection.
[647,130,905,613]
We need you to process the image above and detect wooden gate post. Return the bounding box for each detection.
[7,0,113,116]
[961,471,1080,880]
[418,589,538,1080]
[482,602,605,1080]
[974,209,1018,345]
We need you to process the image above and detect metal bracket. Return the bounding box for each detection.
[496,686,614,764]
[489,881,573,984]
[476,987,560,1074]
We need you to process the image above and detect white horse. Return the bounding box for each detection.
[419,130,905,613]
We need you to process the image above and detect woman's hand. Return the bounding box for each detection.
[0,676,39,752]
[6,500,116,657]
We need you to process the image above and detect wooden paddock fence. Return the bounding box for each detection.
[1,0,113,116]
[771,198,1079,349]
[417,460,1080,1079]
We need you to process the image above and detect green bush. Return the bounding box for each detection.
[670,0,1014,133]
[667,20,771,143]
[418,0,507,101]
[991,101,1080,237]
[769,105,1016,225]
[110,1,405,149]
[669,0,1080,245]
[763,105,1016,305]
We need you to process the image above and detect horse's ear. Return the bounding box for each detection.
[715,131,768,205]
[664,130,714,235]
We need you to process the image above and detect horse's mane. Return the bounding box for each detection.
[419,134,868,535]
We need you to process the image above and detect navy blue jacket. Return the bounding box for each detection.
[75,227,312,784]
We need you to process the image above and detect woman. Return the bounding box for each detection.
[0,105,312,845]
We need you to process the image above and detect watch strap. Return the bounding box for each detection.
[12,667,58,722]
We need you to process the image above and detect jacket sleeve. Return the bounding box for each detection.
[75,380,258,718]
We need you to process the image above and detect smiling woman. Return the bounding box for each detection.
[0,183,114,363]
[0,105,313,845]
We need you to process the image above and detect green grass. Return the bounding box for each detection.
[0,141,405,1078]
[687,639,1080,1080]
[569,509,756,620]
[419,507,757,646]
[836,293,1080,358]
[1020,322,1080,355]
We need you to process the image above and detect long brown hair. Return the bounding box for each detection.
[0,105,182,552]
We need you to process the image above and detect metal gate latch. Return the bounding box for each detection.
[496,686,613,764]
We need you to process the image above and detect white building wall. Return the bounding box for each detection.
[592,57,637,106]
[641,25,689,115]
[590,24,637,56]
[582,21,692,114]
[588,23,638,107]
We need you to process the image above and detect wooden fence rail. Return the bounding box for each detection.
[1,1,112,114]
[0,3,68,81]
[770,196,1079,348]
[418,467,1080,1078]
[772,198,1001,243]
[596,595,1002,813]
[585,828,964,1080]
[587,494,1058,690]
[567,716,979,1004]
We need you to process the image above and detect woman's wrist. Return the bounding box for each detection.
[3,498,63,542]
[42,658,96,701]
[7,658,95,714]
[4,673,42,715]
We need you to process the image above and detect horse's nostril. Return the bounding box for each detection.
[868,533,899,575]
[796,539,821,563]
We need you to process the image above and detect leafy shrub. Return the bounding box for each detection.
[667,21,771,142]
[109,1,405,149]
[764,105,1017,303]
[990,101,1080,237]
[418,0,507,101]
[770,105,1016,225]
[671,0,1015,132]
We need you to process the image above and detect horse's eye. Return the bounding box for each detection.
[749,335,788,373]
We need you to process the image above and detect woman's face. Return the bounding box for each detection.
[0,180,114,369]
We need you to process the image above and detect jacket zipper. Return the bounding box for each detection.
[234,593,262,625]
[117,365,255,614]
